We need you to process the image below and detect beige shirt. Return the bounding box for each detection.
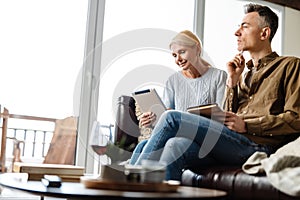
[225,52,300,147]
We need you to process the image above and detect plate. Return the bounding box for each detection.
[80,176,180,192]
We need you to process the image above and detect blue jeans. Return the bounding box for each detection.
[133,110,274,180]
[129,139,148,165]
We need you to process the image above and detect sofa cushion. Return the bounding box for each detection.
[181,166,299,200]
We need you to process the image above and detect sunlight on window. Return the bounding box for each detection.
[103,0,194,40]
[98,0,195,125]
[0,0,88,119]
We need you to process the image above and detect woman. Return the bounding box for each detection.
[130,30,227,164]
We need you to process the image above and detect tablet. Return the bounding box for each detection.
[132,89,166,125]
[187,103,225,123]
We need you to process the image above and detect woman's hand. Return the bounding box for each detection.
[224,112,247,133]
[139,112,156,128]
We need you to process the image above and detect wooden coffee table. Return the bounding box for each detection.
[0,173,227,199]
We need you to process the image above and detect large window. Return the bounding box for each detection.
[0,0,88,167]
[97,0,195,127]
[0,0,88,119]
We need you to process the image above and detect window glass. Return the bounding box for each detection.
[98,0,195,125]
[203,0,283,70]
[0,0,88,163]
[0,0,88,119]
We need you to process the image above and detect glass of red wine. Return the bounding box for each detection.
[89,121,109,156]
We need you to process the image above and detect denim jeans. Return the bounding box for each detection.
[133,110,274,180]
[129,139,148,165]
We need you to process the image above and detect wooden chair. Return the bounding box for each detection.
[43,116,77,165]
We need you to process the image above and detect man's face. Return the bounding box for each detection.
[235,12,264,52]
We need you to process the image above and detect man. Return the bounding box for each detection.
[132,3,300,181]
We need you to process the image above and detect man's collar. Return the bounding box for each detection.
[246,52,279,70]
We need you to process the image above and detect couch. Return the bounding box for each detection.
[114,95,299,200]
[181,166,299,200]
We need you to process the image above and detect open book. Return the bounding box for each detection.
[187,103,225,122]
[132,89,166,125]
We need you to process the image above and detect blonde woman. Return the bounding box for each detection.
[130,30,227,164]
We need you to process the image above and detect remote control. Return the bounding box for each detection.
[41,175,62,188]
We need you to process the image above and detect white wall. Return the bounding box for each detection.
[283,7,300,57]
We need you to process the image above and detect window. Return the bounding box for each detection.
[0,0,88,163]
[97,0,195,126]
[202,0,283,70]
[0,0,88,119]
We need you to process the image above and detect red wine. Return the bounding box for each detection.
[91,145,107,155]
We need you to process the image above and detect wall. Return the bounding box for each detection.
[283,7,300,57]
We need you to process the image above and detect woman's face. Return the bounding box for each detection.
[171,43,198,70]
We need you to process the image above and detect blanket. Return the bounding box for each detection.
[242,136,300,197]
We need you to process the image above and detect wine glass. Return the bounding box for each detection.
[89,121,128,181]
[89,121,111,178]
[89,121,110,156]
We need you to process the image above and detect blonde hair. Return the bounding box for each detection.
[169,30,202,49]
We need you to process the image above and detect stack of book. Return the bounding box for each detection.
[13,162,85,182]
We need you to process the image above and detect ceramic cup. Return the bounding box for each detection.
[141,160,167,183]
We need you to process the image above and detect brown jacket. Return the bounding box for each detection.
[225,52,300,148]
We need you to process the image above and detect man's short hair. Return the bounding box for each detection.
[244,3,278,42]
